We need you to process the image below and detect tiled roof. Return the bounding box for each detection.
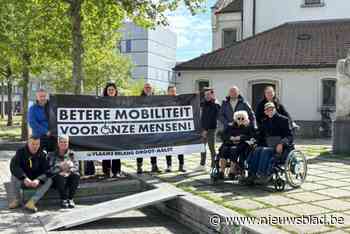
[174,19,350,71]
[216,0,242,14]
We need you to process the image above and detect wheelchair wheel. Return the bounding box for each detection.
[284,150,307,188]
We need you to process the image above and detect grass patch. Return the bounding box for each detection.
[0,116,21,141]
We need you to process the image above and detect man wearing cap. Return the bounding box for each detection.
[48,135,80,208]
[9,136,51,212]
[249,102,294,178]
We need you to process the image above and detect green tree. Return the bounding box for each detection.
[60,0,205,94]
[0,0,70,139]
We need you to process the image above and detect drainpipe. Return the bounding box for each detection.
[253,0,256,36]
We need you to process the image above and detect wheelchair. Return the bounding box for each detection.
[210,144,308,192]
[210,140,256,184]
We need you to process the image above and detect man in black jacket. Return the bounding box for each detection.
[197,87,220,170]
[9,136,51,212]
[219,86,256,130]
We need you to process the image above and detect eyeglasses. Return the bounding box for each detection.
[237,117,244,121]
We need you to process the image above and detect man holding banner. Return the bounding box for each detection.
[165,86,186,173]
[48,88,203,173]
[136,83,161,174]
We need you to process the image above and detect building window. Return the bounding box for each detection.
[301,0,325,7]
[125,40,132,53]
[222,29,237,48]
[322,79,336,106]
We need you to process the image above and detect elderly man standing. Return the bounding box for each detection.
[220,86,256,130]
[28,89,54,152]
[136,83,161,174]
[48,135,80,209]
[9,136,51,212]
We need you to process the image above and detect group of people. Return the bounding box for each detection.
[200,85,296,181]
[8,81,295,212]
[8,82,187,212]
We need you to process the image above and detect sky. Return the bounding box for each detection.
[167,0,216,62]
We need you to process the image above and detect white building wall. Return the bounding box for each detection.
[243,0,350,39]
[212,12,242,50]
[175,68,337,121]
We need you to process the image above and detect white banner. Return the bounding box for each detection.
[74,144,205,160]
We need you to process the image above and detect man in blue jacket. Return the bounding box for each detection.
[28,89,54,152]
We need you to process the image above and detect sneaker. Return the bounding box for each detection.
[9,199,20,209]
[61,199,69,209]
[165,166,172,173]
[115,172,126,178]
[194,165,206,171]
[68,199,75,208]
[24,199,38,213]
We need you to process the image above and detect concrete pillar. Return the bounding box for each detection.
[333,50,350,154]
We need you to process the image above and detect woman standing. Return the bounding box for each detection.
[102,82,124,178]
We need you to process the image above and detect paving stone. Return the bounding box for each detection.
[228,199,266,210]
[324,230,349,234]
[306,175,329,182]
[312,199,350,212]
[253,195,300,206]
[315,188,350,198]
[285,191,331,202]
[319,173,350,179]
[316,180,350,188]
[300,182,331,191]
[279,203,331,216]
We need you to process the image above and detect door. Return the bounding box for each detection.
[252,83,276,111]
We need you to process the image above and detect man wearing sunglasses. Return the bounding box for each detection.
[196,87,220,170]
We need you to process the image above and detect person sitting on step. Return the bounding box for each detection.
[48,135,80,209]
[9,136,51,212]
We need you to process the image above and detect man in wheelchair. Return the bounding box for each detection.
[216,110,256,180]
[247,101,294,182]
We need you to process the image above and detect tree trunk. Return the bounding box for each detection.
[0,80,4,119]
[6,65,13,126]
[70,0,84,95]
[21,53,30,140]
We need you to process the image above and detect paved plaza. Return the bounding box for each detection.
[2,139,350,233]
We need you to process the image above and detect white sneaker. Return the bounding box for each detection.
[194,165,206,171]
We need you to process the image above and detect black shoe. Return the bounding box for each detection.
[61,200,69,209]
[178,165,186,172]
[219,172,225,180]
[68,199,75,208]
[165,166,172,173]
[137,165,143,174]
[151,165,162,173]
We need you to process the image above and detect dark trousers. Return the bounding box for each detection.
[84,161,95,175]
[40,135,56,152]
[53,174,80,200]
[166,155,184,166]
[102,159,121,175]
[136,157,157,166]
